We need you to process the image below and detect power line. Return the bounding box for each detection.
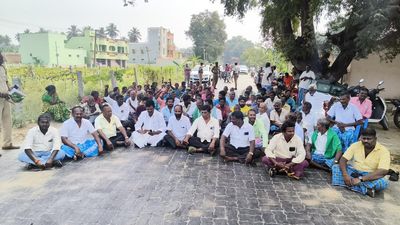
[0,17,67,31]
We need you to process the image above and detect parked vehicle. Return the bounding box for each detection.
[190,65,212,83]
[392,99,400,129]
[239,65,249,74]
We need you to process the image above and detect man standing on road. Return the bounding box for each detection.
[233,62,240,90]
[0,53,19,151]
[184,64,191,85]
[198,62,204,84]
[298,65,316,107]
[211,62,220,89]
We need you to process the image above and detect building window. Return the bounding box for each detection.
[68,54,71,57]
[109,46,116,51]
[140,49,144,54]
[77,55,80,58]
[141,59,144,61]
[29,53,32,56]
[132,49,136,54]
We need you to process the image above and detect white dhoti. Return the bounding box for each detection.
[131,131,166,148]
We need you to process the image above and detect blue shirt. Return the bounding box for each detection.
[226,97,238,108]
[161,106,174,124]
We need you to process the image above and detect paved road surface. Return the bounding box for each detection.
[0,75,400,225]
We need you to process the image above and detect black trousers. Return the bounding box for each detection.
[164,134,183,149]
[101,132,126,150]
[225,144,265,161]
[188,136,219,153]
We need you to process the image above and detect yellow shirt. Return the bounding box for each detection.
[231,105,251,116]
[94,114,122,138]
[343,141,390,172]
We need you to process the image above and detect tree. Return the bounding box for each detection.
[217,0,400,82]
[128,27,141,42]
[186,10,227,62]
[241,46,288,72]
[223,36,254,63]
[106,23,119,39]
[0,35,17,52]
[67,25,81,40]
[82,26,93,33]
[23,29,30,34]
[38,27,47,33]
[97,27,106,38]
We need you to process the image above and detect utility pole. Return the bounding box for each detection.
[146,46,150,64]
[203,48,206,61]
[55,42,59,66]
[93,30,98,67]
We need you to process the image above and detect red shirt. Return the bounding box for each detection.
[217,104,231,120]
[284,75,293,88]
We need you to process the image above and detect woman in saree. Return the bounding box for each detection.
[42,85,70,122]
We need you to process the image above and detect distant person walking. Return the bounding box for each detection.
[184,64,191,85]
[233,62,240,90]
[211,62,220,89]
[0,53,19,150]
[198,62,204,84]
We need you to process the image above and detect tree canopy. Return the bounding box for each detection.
[128,27,141,43]
[67,25,81,40]
[241,46,288,72]
[106,23,119,39]
[217,0,400,82]
[223,36,254,64]
[186,10,227,62]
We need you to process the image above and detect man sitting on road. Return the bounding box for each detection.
[18,114,65,170]
[226,91,238,108]
[332,128,390,197]
[256,102,271,134]
[262,121,308,180]
[183,105,220,155]
[327,92,363,151]
[220,111,261,164]
[304,83,331,118]
[232,96,251,116]
[164,105,191,149]
[245,109,268,151]
[161,97,175,125]
[60,106,103,159]
[95,104,131,151]
[301,101,318,142]
[104,85,134,131]
[130,100,166,148]
[270,101,290,133]
[350,87,372,128]
[305,118,342,171]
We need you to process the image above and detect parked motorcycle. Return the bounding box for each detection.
[350,79,388,130]
[392,99,400,129]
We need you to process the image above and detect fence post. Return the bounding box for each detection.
[77,71,84,98]
[110,70,117,88]
[134,66,138,86]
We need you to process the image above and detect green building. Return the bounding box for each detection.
[67,30,128,67]
[19,32,86,67]
[19,30,129,67]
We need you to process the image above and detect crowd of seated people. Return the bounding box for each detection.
[17,62,397,198]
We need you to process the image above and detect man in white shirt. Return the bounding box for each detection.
[301,101,318,141]
[264,91,280,113]
[270,101,289,133]
[18,114,65,169]
[233,62,240,90]
[261,62,272,91]
[131,100,166,148]
[262,121,309,180]
[181,94,196,119]
[164,105,191,149]
[327,93,363,151]
[298,65,316,107]
[220,111,258,164]
[303,84,331,117]
[126,90,138,116]
[60,106,103,159]
[183,105,220,155]
[257,102,271,134]
[95,104,131,151]
[104,85,134,130]
[205,98,223,125]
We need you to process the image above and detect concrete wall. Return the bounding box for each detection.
[344,54,400,99]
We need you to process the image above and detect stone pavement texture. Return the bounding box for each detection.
[1,147,400,225]
[1,75,400,225]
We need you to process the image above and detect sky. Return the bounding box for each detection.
[0,0,265,48]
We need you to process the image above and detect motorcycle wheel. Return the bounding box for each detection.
[394,110,400,129]
[380,115,389,130]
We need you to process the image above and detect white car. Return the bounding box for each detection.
[239,65,249,74]
[190,65,212,83]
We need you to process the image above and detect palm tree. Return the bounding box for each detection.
[128,27,141,43]
[106,23,119,39]
[67,25,81,39]
[24,29,30,34]
[38,27,47,33]
[97,27,106,38]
